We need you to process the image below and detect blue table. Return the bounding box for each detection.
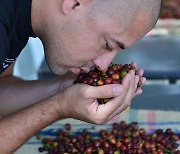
[132,84,180,111]
[113,35,180,83]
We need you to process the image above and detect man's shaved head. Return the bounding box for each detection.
[88,0,161,29]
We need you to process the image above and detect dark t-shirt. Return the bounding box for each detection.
[0,0,36,74]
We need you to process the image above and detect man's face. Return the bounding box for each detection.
[43,4,153,75]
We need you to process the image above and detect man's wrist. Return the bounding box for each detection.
[52,91,68,120]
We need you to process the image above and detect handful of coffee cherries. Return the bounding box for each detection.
[74,63,142,104]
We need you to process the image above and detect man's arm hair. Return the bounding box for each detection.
[0,63,67,153]
[0,63,64,116]
[0,92,63,153]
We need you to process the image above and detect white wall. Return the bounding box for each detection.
[14,38,45,80]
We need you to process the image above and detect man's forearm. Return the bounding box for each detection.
[0,94,62,154]
[0,76,62,116]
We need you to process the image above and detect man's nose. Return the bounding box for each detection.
[92,51,118,71]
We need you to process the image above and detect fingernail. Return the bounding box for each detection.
[137,89,142,96]
[113,85,122,96]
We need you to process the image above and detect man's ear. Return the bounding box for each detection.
[61,0,80,15]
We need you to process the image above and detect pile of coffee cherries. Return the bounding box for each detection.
[160,0,180,19]
[74,63,142,104]
[37,121,180,154]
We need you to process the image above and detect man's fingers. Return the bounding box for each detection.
[97,93,127,122]
[134,76,146,96]
[134,75,140,94]
[135,88,143,96]
[108,71,136,119]
[121,70,135,107]
[141,77,146,85]
[99,73,133,120]
[136,69,144,77]
[131,61,137,68]
[106,73,132,111]
[94,73,132,116]
[121,72,132,87]
[131,62,144,80]
[86,84,124,99]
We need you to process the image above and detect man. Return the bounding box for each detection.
[0,0,161,153]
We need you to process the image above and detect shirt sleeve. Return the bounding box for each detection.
[0,21,9,74]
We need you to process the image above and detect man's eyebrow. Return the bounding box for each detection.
[116,40,125,49]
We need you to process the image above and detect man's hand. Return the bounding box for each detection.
[58,71,78,91]
[0,68,78,116]
[57,70,138,124]
[131,61,146,96]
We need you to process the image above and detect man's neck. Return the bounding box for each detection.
[31,0,44,37]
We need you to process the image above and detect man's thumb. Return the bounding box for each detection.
[87,84,123,99]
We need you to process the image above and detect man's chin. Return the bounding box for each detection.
[50,67,68,76]
[51,66,91,76]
